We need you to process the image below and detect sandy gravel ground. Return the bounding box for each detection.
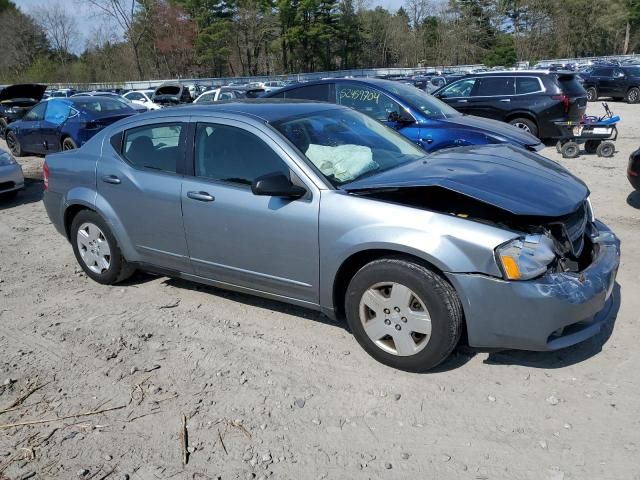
[1,102,639,480]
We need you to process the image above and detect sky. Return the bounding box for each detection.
[13,0,408,47]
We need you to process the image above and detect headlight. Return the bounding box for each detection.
[496,234,556,280]
[0,151,17,166]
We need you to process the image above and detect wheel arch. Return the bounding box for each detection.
[505,111,538,126]
[331,248,450,320]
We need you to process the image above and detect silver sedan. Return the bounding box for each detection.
[0,148,23,200]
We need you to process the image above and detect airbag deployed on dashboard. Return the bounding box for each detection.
[306,143,376,182]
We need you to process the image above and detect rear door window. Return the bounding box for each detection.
[516,77,543,94]
[283,84,331,102]
[44,101,71,125]
[122,123,184,173]
[473,77,515,96]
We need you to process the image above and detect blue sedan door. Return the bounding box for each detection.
[181,119,320,305]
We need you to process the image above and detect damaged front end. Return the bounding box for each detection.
[348,185,620,351]
[350,185,597,279]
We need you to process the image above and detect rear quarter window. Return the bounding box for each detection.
[516,77,543,94]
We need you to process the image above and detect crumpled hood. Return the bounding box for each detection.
[438,114,542,147]
[343,144,589,217]
[0,84,47,102]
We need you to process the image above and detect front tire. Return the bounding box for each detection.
[508,117,538,137]
[70,210,135,285]
[586,87,598,102]
[345,258,463,372]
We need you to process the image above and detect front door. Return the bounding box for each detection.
[96,120,191,272]
[434,78,478,115]
[181,120,320,304]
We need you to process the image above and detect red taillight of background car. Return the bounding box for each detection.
[552,94,570,114]
[43,161,49,190]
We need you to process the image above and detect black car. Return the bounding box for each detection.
[628,148,640,191]
[0,84,47,135]
[151,82,193,107]
[432,71,587,139]
[579,65,640,103]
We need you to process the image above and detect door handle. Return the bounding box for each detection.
[500,98,511,102]
[187,191,215,202]
[457,99,468,103]
[420,138,433,144]
[101,175,121,185]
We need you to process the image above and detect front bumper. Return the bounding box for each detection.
[0,163,25,193]
[446,221,620,351]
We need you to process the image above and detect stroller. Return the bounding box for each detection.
[555,103,620,159]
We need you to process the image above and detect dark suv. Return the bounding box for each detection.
[432,71,587,139]
[579,66,640,103]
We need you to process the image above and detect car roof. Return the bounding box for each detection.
[467,70,575,76]
[266,77,420,95]
[136,99,346,122]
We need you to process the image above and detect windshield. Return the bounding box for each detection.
[624,66,640,77]
[71,97,133,114]
[272,108,426,187]
[380,82,461,118]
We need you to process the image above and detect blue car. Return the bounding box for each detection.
[4,96,138,156]
[264,78,544,153]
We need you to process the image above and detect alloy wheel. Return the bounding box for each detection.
[358,282,432,356]
[76,222,111,275]
[6,133,19,156]
[629,89,639,103]
[512,122,532,133]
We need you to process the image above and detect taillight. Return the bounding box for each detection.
[552,94,570,114]
[43,161,49,190]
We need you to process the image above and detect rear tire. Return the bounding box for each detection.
[561,141,580,159]
[584,140,601,154]
[62,137,78,151]
[345,257,463,372]
[70,210,135,285]
[625,87,640,104]
[596,141,615,158]
[508,117,538,137]
[5,131,23,157]
[586,87,598,102]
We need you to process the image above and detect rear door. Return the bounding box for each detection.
[181,118,320,304]
[467,76,516,120]
[97,119,191,272]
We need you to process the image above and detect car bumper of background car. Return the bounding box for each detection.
[0,163,25,193]
[446,221,620,352]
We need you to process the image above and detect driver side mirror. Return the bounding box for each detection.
[252,172,307,199]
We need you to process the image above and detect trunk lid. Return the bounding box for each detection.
[342,144,589,217]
